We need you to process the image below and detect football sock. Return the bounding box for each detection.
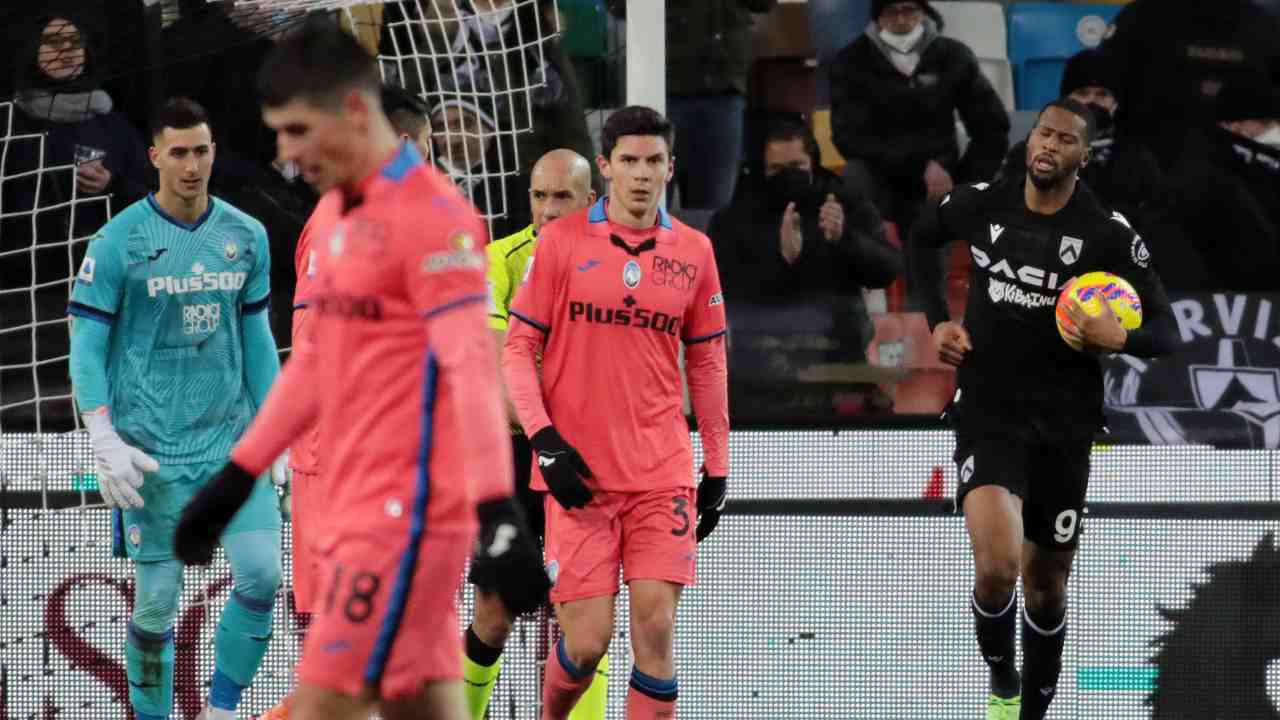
[211,590,275,710]
[1020,605,1067,720]
[126,622,175,719]
[542,637,595,719]
[462,624,504,719]
[626,667,677,719]
[972,589,1020,698]
[568,652,610,720]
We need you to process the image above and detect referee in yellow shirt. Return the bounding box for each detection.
[463,149,606,719]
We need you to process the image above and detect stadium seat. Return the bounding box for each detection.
[1007,3,1122,110]
[933,1,1016,110]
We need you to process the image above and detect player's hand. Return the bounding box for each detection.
[818,194,844,243]
[924,159,954,201]
[174,462,258,565]
[75,161,112,196]
[470,497,551,615]
[695,468,727,542]
[932,321,972,367]
[779,201,804,264]
[270,452,291,487]
[1062,294,1127,352]
[83,411,158,509]
[530,426,594,510]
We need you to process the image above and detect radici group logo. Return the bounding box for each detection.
[1104,293,1280,448]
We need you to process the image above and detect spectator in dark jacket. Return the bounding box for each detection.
[830,0,1009,225]
[710,116,902,360]
[1101,0,1280,172]
[609,0,777,209]
[998,49,1162,228]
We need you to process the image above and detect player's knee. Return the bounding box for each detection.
[472,592,515,647]
[233,553,282,605]
[629,600,676,662]
[563,626,612,671]
[133,582,181,633]
[1023,576,1069,616]
[974,557,1020,602]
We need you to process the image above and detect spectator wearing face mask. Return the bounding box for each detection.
[708,116,902,344]
[998,49,1163,228]
[830,0,1009,227]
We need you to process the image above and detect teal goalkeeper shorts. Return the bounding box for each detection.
[112,460,281,562]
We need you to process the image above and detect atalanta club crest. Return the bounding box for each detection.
[224,242,237,261]
[623,260,642,289]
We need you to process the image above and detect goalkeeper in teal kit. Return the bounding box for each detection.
[67,98,285,720]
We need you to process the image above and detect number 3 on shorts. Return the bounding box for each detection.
[1053,509,1079,544]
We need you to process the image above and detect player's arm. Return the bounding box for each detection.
[504,230,595,511]
[1113,219,1176,357]
[910,187,976,365]
[683,243,730,542]
[486,238,521,425]
[67,230,159,509]
[414,219,548,614]
[240,224,288,484]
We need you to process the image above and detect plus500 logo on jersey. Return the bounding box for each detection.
[148,271,247,297]
[568,301,682,336]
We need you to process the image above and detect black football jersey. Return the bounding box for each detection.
[913,177,1175,439]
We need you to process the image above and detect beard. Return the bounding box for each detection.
[1027,159,1077,190]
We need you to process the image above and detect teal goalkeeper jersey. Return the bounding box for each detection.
[69,194,272,463]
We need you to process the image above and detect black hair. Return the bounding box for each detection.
[1038,97,1097,145]
[256,16,381,110]
[762,115,822,169]
[601,105,674,160]
[150,96,210,139]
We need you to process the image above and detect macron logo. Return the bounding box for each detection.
[989,224,1005,244]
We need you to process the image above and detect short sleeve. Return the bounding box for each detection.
[682,240,727,344]
[242,221,272,315]
[486,240,511,331]
[407,214,490,318]
[67,228,127,323]
[507,228,560,334]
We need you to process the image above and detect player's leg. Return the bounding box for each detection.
[958,434,1028,715]
[126,559,184,720]
[541,492,623,719]
[204,468,283,717]
[462,590,514,717]
[619,487,698,719]
[208,528,282,716]
[462,433,536,718]
[1016,439,1089,720]
[546,595,616,719]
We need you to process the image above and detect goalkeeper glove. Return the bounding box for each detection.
[695,468,727,542]
[469,497,552,615]
[174,461,257,565]
[530,426,594,510]
[83,411,158,509]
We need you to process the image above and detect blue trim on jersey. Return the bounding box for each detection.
[683,328,726,345]
[364,352,437,686]
[146,193,214,232]
[588,196,672,229]
[588,196,608,223]
[68,301,115,324]
[292,302,309,310]
[381,141,425,183]
[422,293,487,319]
[508,309,549,334]
[242,295,271,315]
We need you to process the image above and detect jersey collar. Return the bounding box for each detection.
[587,196,673,231]
[147,193,215,232]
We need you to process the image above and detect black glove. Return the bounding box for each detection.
[470,497,552,615]
[174,462,257,565]
[530,426,594,510]
[695,468,727,542]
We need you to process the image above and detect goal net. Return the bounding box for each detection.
[0,1,616,715]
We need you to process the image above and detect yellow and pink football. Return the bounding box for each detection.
[1055,271,1143,351]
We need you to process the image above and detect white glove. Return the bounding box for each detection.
[83,411,159,509]
[270,452,291,487]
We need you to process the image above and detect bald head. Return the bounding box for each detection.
[530,149,595,232]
